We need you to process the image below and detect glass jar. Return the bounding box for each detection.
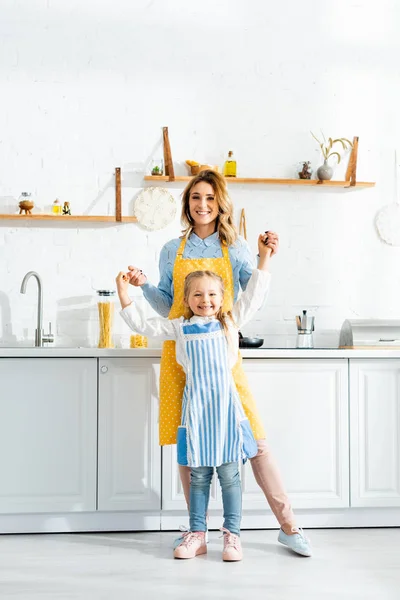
[18,192,34,214]
[97,290,116,348]
[150,159,164,176]
[130,334,148,348]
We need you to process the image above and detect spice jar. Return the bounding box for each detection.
[97,290,116,348]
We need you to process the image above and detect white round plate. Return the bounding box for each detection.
[134,187,177,231]
[376,203,400,246]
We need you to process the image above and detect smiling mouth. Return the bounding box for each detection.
[196,211,211,215]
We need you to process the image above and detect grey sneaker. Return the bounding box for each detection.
[278,527,312,557]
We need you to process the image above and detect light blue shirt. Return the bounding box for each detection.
[141,232,255,317]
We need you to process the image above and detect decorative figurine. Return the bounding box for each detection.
[62,201,71,215]
[18,192,34,214]
[298,161,312,180]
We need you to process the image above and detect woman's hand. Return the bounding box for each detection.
[127,266,147,287]
[258,234,272,260]
[263,231,279,256]
[257,231,279,271]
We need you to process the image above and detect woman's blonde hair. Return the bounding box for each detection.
[183,270,234,333]
[181,170,238,246]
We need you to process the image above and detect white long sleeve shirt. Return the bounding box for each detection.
[120,269,270,369]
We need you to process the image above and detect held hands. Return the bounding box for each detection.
[126,266,147,287]
[257,231,279,271]
[258,231,279,257]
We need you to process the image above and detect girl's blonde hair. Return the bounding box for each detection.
[183,270,233,333]
[181,170,238,246]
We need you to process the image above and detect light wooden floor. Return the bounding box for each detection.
[0,528,399,599]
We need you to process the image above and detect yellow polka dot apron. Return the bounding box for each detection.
[159,236,266,446]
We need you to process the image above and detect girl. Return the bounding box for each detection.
[125,170,312,557]
[116,234,272,561]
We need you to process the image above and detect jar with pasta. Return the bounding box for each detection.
[96,290,116,348]
[130,334,148,348]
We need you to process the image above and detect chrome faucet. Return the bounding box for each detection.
[20,271,54,347]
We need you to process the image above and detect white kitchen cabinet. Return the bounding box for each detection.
[349,359,400,507]
[0,358,97,513]
[97,358,161,511]
[241,359,349,509]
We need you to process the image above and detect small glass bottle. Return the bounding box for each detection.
[97,290,116,348]
[223,150,237,177]
[52,199,62,214]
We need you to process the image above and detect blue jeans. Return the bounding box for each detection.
[189,462,242,536]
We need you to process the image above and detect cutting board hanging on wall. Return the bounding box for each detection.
[239,208,247,240]
[376,150,400,246]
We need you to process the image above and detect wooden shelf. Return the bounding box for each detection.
[0,214,138,222]
[144,176,375,188]
[0,169,138,225]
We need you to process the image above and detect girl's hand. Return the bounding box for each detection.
[261,231,279,256]
[115,272,132,309]
[115,271,129,294]
[127,265,147,287]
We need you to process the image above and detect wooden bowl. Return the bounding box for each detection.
[190,164,220,175]
[18,200,34,211]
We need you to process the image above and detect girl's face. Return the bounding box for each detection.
[188,182,219,229]
[185,276,223,317]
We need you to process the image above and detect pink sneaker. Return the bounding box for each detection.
[173,531,207,559]
[221,528,243,562]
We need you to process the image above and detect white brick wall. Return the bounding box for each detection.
[0,0,399,348]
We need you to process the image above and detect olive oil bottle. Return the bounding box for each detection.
[223,150,237,177]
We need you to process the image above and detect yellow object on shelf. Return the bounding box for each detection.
[130,334,148,348]
[52,199,62,214]
[185,160,220,175]
[223,150,237,177]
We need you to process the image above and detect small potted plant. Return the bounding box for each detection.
[151,160,164,176]
[311,132,353,181]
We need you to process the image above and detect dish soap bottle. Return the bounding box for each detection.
[223,150,237,177]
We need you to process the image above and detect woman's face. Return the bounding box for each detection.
[188,181,219,228]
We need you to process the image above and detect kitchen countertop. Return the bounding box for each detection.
[2,346,400,358]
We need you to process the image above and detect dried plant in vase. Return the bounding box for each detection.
[311,132,353,181]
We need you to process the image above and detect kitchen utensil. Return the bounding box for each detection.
[296,309,315,348]
[376,150,400,246]
[134,187,177,231]
[239,209,247,240]
[239,337,264,349]
[238,331,264,348]
[162,127,175,181]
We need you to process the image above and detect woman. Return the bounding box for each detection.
[127,170,311,557]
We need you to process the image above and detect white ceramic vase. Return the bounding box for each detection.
[316,160,333,181]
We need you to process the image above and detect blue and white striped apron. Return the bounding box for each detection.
[177,319,258,468]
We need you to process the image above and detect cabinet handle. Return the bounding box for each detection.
[100,365,108,374]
